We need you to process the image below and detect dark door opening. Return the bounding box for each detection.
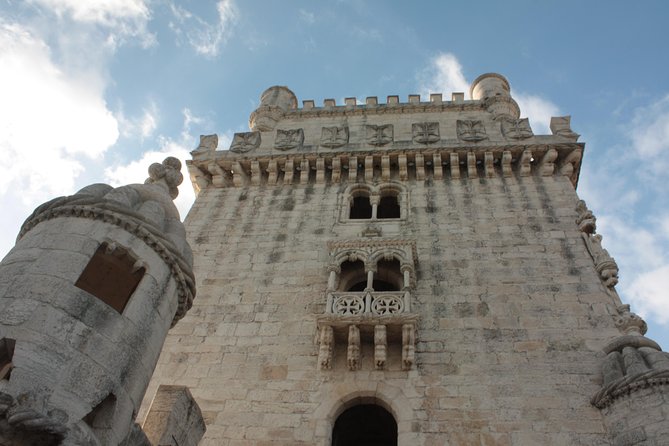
[332,404,397,446]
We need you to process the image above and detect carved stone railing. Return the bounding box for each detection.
[325,291,411,316]
[317,290,418,372]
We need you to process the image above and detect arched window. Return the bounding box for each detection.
[350,194,372,219]
[332,404,397,446]
[375,259,402,291]
[339,260,367,291]
[377,193,400,219]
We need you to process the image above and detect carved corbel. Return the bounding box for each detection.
[402,323,416,370]
[232,161,245,187]
[316,158,325,184]
[283,159,294,185]
[318,325,334,370]
[187,163,211,195]
[433,153,443,180]
[347,325,361,371]
[467,152,477,179]
[415,153,425,181]
[519,149,532,176]
[299,159,309,185]
[398,154,408,181]
[207,162,227,188]
[484,152,494,178]
[539,148,557,176]
[381,155,391,181]
[267,160,278,185]
[331,157,341,183]
[501,151,512,177]
[374,325,387,370]
[559,148,582,181]
[450,153,460,179]
[348,157,358,182]
[251,160,261,186]
[365,156,374,182]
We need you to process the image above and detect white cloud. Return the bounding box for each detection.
[169,0,238,57]
[117,101,158,139]
[624,265,669,324]
[28,0,155,48]
[628,95,669,180]
[0,22,119,202]
[298,9,315,25]
[419,53,469,97]
[514,93,560,135]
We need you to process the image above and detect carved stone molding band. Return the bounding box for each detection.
[501,118,533,140]
[230,132,261,153]
[328,291,408,316]
[457,120,487,142]
[321,126,349,148]
[274,128,304,151]
[366,124,394,146]
[412,122,440,144]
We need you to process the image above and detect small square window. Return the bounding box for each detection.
[75,243,145,313]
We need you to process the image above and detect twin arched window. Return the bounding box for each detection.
[348,185,402,220]
[338,258,403,292]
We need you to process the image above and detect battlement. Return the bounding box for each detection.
[299,91,468,111]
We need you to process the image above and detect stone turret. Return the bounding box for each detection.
[249,86,298,132]
[470,72,520,121]
[0,158,203,445]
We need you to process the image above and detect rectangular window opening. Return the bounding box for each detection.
[75,243,145,314]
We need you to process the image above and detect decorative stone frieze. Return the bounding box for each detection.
[274,128,304,151]
[457,120,487,142]
[230,131,261,153]
[321,126,349,148]
[412,122,440,144]
[501,118,533,139]
[366,124,394,146]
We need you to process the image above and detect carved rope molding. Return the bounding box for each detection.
[18,203,195,327]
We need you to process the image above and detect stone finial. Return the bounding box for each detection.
[613,304,647,336]
[145,157,184,200]
[575,200,596,234]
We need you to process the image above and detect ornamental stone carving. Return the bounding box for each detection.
[575,199,596,234]
[366,124,394,146]
[374,325,387,370]
[613,304,647,336]
[457,120,487,142]
[321,126,349,148]
[274,128,304,151]
[347,325,360,371]
[550,115,580,141]
[412,122,440,144]
[230,131,261,153]
[317,325,334,370]
[192,134,218,153]
[501,118,533,140]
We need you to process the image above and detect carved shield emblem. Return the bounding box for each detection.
[274,128,304,151]
[457,120,487,142]
[366,124,393,146]
[321,126,349,148]
[412,122,440,144]
[230,132,261,153]
[501,118,533,140]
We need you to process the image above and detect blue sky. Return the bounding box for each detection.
[1,0,668,348]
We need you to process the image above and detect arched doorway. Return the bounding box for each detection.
[332,404,397,446]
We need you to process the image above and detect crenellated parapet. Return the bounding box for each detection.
[188,73,584,194]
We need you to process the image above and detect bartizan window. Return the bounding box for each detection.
[75,242,145,313]
[341,183,407,223]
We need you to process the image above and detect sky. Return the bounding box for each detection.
[1,0,668,348]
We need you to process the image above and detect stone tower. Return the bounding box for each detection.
[0,158,205,445]
[143,74,669,445]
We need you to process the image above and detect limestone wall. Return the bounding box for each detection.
[143,172,622,445]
